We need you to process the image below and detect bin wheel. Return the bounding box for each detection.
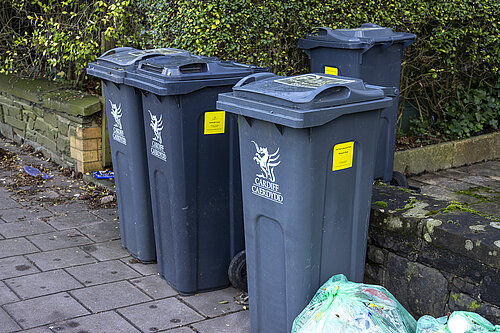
[228,250,248,292]
[390,171,409,188]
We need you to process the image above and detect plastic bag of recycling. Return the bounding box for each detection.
[291,274,416,333]
[417,311,500,333]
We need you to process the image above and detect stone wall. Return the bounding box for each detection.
[0,74,103,173]
[365,186,500,323]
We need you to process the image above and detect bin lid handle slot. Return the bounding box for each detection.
[179,62,208,73]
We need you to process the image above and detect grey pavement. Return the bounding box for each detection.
[0,136,498,332]
[0,138,249,332]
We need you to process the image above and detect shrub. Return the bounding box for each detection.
[139,0,499,139]
[0,0,142,85]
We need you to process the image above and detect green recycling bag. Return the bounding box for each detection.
[417,311,500,333]
[291,274,416,333]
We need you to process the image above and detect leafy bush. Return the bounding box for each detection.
[139,0,499,139]
[0,0,142,84]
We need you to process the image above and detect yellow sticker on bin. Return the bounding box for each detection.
[204,111,225,135]
[325,66,339,76]
[332,141,354,171]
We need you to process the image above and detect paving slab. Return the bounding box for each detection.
[4,269,83,299]
[78,220,121,242]
[45,201,89,215]
[0,207,52,223]
[0,281,20,305]
[46,210,102,230]
[118,297,204,331]
[70,280,151,313]
[181,287,245,318]
[80,239,130,261]
[3,292,89,329]
[0,307,21,333]
[0,197,22,210]
[191,310,250,333]
[90,207,118,222]
[0,255,40,280]
[47,311,141,333]
[65,260,140,286]
[26,247,96,271]
[130,274,178,300]
[0,237,40,258]
[27,229,93,251]
[0,219,55,238]
[121,257,159,276]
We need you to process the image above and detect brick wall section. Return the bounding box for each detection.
[0,74,103,173]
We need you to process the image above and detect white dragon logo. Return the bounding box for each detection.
[252,141,281,183]
[148,110,163,144]
[109,100,123,129]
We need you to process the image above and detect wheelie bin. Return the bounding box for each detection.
[298,23,416,185]
[124,54,268,295]
[217,73,395,333]
[87,47,190,262]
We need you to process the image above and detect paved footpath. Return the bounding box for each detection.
[1,136,498,332]
[0,138,249,333]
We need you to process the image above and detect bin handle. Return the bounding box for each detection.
[233,73,276,88]
[99,47,136,58]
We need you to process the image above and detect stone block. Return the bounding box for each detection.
[449,291,500,324]
[191,311,249,333]
[47,126,59,141]
[26,114,36,130]
[0,73,65,103]
[37,133,57,153]
[76,126,101,139]
[43,110,59,128]
[0,122,14,139]
[180,287,243,318]
[480,273,500,306]
[71,137,98,151]
[78,220,120,242]
[58,115,70,134]
[77,160,103,173]
[4,114,25,130]
[453,133,496,167]
[71,147,99,162]
[43,89,101,117]
[385,252,449,318]
[495,132,500,159]
[366,245,385,265]
[419,242,496,284]
[34,117,48,133]
[394,141,454,175]
[0,256,40,280]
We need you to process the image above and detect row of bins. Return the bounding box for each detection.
[87,23,415,332]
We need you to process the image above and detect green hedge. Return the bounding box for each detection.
[140,0,499,139]
[0,0,141,85]
[1,0,498,139]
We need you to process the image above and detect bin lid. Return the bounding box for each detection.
[298,23,416,50]
[124,54,269,96]
[216,73,394,128]
[86,47,190,83]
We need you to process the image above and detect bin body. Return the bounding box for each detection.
[125,55,268,294]
[298,24,416,182]
[87,47,189,262]
[217,73,393,333]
